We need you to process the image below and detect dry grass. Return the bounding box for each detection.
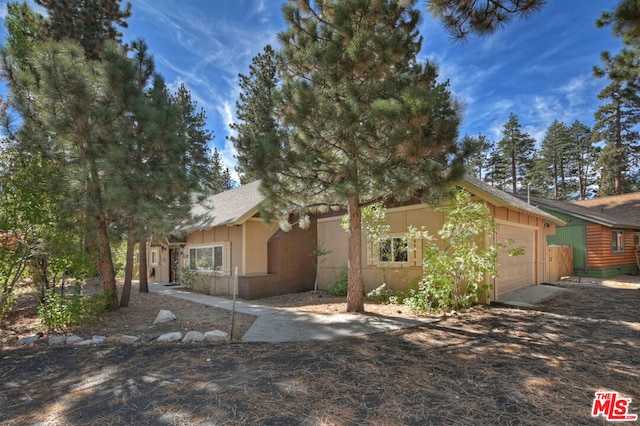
[1,276,639,425]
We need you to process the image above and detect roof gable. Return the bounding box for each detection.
[177,180,265,232]
[459,177,566,226]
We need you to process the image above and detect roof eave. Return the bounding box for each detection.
[458,181,566,226]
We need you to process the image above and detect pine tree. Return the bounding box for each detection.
[2,2,210,310]
[205,148,235,194]
[461,133,492,179]
[567,120,597,200]
[496,113,535,193]
[3,1,133,310]
[35,0,132,60]
[484,147,509,189]
[173,83,212,190]
[249,0,465,313]
[526,152,551,197]
[427,0,546,40]
[592,79,640,195]
[539,120,572,199]
[3,39,131,309]
[229,45,279,184]
[593,3,640,195]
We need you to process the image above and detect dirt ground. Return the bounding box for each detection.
[1,276,639,425]
[0,281,257,347]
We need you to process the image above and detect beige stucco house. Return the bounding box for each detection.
[150,177,563,303]
[149,181,317,300]
[316,177,565,302]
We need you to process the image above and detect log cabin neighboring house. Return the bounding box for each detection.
[518,194,640,278]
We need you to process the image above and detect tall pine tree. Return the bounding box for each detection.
[496,113,535,193]
[204,148,235,194]
[461,133,492,180]
[229,45,279,184]
[35,0,132,60]
[539,120,572,199]
[567,120,597,200]
[594,2,640,195]
[246,0,465,312]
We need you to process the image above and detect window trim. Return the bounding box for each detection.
[188,244,225,273]
[367,233,419,267]
[150,248,159,266]
[378,236,409,264]
[611,229,625,254]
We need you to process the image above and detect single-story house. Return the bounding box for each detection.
[316,177,564,302]
[517,194,640,278]
[150,177,563,302]
[149,180,317,300]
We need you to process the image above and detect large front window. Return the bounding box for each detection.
[189,245,223,272]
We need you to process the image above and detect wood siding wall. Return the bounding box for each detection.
[586,224,637,269]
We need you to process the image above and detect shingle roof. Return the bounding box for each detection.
[573,192,640,226]
[177,177,566,233]
[176,180,265,232]
[459,177,566,225]
[513,194,640,230]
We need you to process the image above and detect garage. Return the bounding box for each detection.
[495,224,536,299]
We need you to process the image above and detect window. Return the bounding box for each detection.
[612,230,625,253]
[378,236,408,263]
[151,249,159,265]
[189,245,224,272]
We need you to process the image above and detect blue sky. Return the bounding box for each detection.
[0,1,623,180]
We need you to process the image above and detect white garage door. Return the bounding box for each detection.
[496,224,535,299]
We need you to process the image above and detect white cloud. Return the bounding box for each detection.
[215,99,240,181]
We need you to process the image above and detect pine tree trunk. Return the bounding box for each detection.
[119,216,136,308]
[615,104,623,195]
[346,195,364,313]
[139,239,149,293]
[511,154,517,194]
[95,212,118,310]
[88,161,118,310]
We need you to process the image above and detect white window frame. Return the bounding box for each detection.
[189,244,224,273]
[612,230,625,253]
[378,236,409,264]
[151,248,159,266]
[367,233,420,267]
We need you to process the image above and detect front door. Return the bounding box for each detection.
[169,248,180,283]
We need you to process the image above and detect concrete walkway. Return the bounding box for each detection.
[149,283,437,343]
[497,284,567,308]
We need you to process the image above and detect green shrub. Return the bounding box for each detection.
[403,288,433,313]
[180,267,197,288]
[366,283,392,302]
[37,284,111,331]
[328,268,348,296]
[405,189,505,313]
[38,290,73,330]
